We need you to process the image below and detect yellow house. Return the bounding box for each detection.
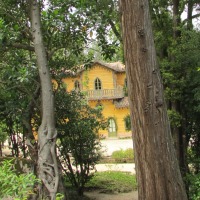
[63,61,131,138]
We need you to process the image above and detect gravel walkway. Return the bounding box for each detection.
[95,163,135,174]
[85,190,138,200]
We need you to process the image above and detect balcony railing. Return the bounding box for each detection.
[83,88,124,100]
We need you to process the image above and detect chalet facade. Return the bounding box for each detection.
[63,61,131,138]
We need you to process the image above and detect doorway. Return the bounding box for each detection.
[108,118,117,137]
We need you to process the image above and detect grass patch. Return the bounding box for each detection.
[111,148,134,163]
[85,171,137,193]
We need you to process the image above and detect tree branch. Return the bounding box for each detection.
[108,18,122,42]
[9,43,34,51]
[182,13,200,24]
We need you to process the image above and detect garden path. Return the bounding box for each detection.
[85,190,138,200]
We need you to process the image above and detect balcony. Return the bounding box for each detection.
[83,88,124,100]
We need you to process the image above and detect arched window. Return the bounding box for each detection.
[74,80,80,91]
[94,78,102,90]
[108,118,116,133]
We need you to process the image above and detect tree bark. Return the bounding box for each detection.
[172,0,181,38]
[187,0,194,29]
[29,1,59,199]
[119,1,187,199]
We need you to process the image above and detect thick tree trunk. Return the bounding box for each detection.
[29,1,59,199]
[119,1,187,199]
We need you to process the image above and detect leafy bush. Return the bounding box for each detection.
[123,114,131,131]
[111,148,134,163]
[55,89,107,196]
[0,122,7,143]
[185,173,200,200]
[0,159,39,200]
[56,193,65,200]
[186,146,200,200]
[167,109,182,128]
[85,171,137,193]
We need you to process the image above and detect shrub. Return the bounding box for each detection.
[85,171,137,193]
[55,90,107,196]
[185,173,200,200]
[0,159,39,200]
[111,148,134,163]
[123,115,131,131]
[186,144,200,199]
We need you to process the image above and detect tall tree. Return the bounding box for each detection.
[169,0,200,174]
[29,1,58,199]
[119,1,187,199]
[149,0,200,179]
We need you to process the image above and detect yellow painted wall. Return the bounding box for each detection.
[89,100,131,138]
[82,64,115,90]
[63,64,116,91]
[116,73,126,87]
[63,64,127,92]
[63,76,81,92]
[62,64,131,138]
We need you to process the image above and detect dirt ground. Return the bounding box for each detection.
[84,190,138,200]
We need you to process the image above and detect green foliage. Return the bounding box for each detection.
[185,173,200,200]
[0,47,40,156]
[0,0,199,198]
[85,171,137,193]
[185,142,200,199]
[123,114,131,131]
[167,109,182,128]
[187,136,200,173]
[56,193,65,200]
[0,0,95,158]
[150,4,200,184]
[0,159,39,200]
[49,0,122,61]
[0,122,7,143]
[123,85,128,97]
[55,88,107,195]
[111,148,134,163]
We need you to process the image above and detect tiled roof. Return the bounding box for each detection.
[61,61,125,76]
[114,97,129,108]
[93,61,125,72]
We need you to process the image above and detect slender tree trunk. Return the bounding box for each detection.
[171,0,182,167]
[0,143,2,157]
[187,0,193,29]
[171,0,188,175]
[172,0,181,38]
[29,1,59,199]
[119,1,187,199]
[23,84,40,162]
